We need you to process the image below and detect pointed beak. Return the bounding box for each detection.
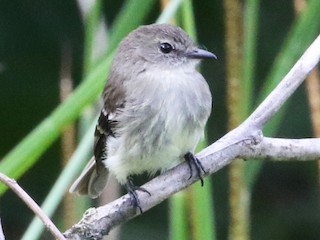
[187,48,217,60]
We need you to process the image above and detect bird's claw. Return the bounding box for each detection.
[126,176,151,214]
[184,152,207,186]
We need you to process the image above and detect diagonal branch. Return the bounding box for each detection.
[0,217,5,240]
[0,173,66,240]
[63,35,320,240]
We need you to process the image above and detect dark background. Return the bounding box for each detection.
[0,0,319,239]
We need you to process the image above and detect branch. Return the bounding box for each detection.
[0,173,66,240]
[0,217,5,240]
[240,137,320,161]
[63,35,320,240]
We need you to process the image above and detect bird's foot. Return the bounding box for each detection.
[184,151,207,186]
[126,176,151,214]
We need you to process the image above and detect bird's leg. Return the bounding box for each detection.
[184,151,207,186]
[125,176,151,214]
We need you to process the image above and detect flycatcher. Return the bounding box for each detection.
[70,23,216,211]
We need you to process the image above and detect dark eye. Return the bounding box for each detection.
[160,42,173,54]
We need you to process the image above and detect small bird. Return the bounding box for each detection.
[70,23,216,212]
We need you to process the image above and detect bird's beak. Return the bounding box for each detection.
[187,48,217,60]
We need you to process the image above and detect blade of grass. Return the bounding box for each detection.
[169,191,188,240]
[108,0,157,52]
[0,0,157,195]
[241,0,260,228]
[190,139,216,240]
[179,0,196,37]
[82,0,104,75]
[190,178,215,240]
[242,0,259,114]
[242,0,260,195]
[156,0,183,24]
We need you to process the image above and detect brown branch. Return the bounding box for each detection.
[0,173,66,240]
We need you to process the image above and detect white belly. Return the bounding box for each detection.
[104,68,212,184]
[105,124,204,184]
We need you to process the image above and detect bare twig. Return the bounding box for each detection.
[63,35,320,239]
[0,173,66,240]
[0,217,5,240]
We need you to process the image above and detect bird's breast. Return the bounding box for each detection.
[106,68,212,180]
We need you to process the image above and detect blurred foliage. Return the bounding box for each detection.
[0,0,319,240]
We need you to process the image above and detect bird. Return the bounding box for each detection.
[69,23,216,212]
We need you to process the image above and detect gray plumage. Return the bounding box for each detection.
[70,23,215,199]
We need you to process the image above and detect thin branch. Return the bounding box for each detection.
[0,218,5,240]
[63,35,320,240]
[0,173,66,240]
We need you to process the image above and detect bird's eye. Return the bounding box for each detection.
[160,42,173,54]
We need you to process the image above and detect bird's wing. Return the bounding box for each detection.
[69,110,115,198]
[93,78,126,177]
[70,77,126,198]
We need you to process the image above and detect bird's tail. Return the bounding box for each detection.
[69,156,109,198]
